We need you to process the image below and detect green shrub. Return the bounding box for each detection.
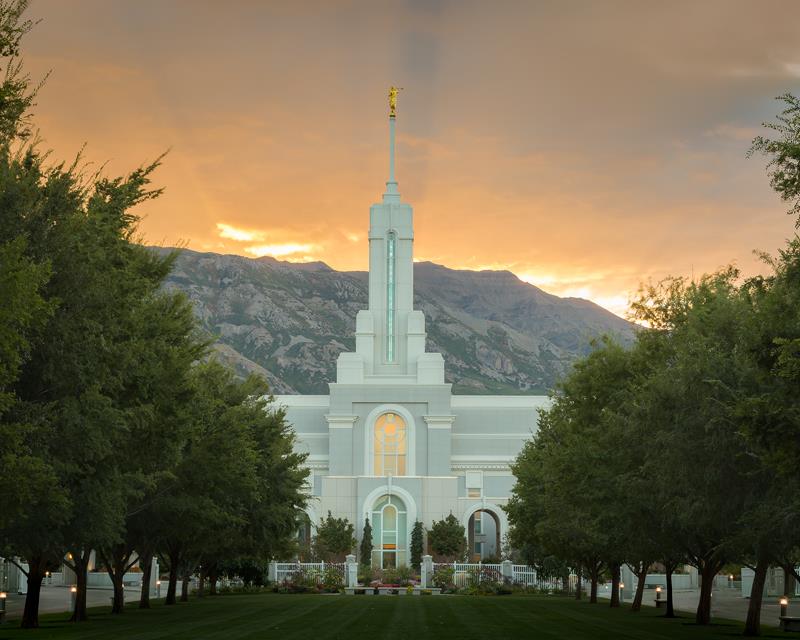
[396,565,414,586]
[432,566,455,591]
[382,568,399,586]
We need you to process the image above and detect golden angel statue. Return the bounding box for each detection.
[389,86,403,117]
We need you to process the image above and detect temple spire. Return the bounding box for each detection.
[384,86,401,202]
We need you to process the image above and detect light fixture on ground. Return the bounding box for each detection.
[70,585,77,610]
[655,585,663,607]
[781,596,789,618]
[156,580,161,598]
[0,591,7,624]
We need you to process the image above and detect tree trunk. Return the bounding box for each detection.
[743,559,769,637]
[631,563,648,612]
[665,564,676,618]
[586,561,601,604]
[101,544,132,614]
[166,566,178,605]
[784,564,797,598]
[139,550,153,609]
[180,572,190,602]
[20,554,45,629]
[695,560,720,625]
[163,543,181,606]
[209,565,219,596]
[109,571,125,614]
[69,551,90,622]
[609,562,621,608]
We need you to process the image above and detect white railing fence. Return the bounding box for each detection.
[273,561,346,586]
[427,560,578,592]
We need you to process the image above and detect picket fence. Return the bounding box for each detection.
[431,561,578,592]
[274,561,346,585]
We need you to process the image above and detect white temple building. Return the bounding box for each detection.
[276,93,549,567]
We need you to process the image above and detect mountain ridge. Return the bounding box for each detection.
[156,247,635,395]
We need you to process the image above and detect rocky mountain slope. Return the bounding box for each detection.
[159,248,635,394]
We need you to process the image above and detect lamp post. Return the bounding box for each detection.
[156,580,161,599]
[0,591,7,624]
[656,585,663,607]
[45,571,51,586]
[780,596,789,619]
[619,582,625,603]
[70,586,77,611]
[729,574,734,589]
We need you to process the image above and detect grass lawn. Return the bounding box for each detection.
[0,594,785,640]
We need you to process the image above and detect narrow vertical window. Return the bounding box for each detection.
[386,232,396,362]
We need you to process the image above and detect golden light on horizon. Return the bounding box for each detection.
[22,0,800,320]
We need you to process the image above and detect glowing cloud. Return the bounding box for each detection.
[216,223,266,242]
[244,243,317,258]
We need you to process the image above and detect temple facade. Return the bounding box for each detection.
[276,94,549,566]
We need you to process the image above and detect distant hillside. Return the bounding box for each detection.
[158,248,635,394]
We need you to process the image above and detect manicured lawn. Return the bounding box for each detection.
[0,594,784,639]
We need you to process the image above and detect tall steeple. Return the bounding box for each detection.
[333,88,444,386]
[384,86,401,203]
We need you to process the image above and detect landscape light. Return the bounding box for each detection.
[620,583,624,589]
[70,586,77,593]
[0,592,6,599]
[780,597,789,606]
[656,586,662,593]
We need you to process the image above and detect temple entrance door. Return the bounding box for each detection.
[467,509,501,561]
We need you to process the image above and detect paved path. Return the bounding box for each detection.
[3,584,183,619]
[601,586,785,626]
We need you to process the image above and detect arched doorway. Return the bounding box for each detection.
[467,509,501,561]
[370,495,408,568]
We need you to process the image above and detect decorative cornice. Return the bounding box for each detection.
[423,415,456,429]
[325,415,358,429]
[305,461,330,470]
[451,463,511,471]
[451,433,529,440]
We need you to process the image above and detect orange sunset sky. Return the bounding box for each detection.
[23,0,800,317]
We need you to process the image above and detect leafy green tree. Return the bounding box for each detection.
[0,238,51,414]
[359,517,373,568]
[631,270,760,626]
[749,93,800,223]
[410,521,424,572]
[151,362,307,603]
[313,511,355,562]
[428,514,466,561]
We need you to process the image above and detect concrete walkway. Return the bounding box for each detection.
[599,585,786,627]
[3,584,183,620]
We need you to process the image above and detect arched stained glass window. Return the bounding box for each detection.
[374,412,407,476]
[371,495,407,568]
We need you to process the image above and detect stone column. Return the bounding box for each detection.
[326,415,357,475]
[346,554,357,588]
[424,416,455,476]
[502,560,513,584]
[421,555,433,589]
[150,556,159,596]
